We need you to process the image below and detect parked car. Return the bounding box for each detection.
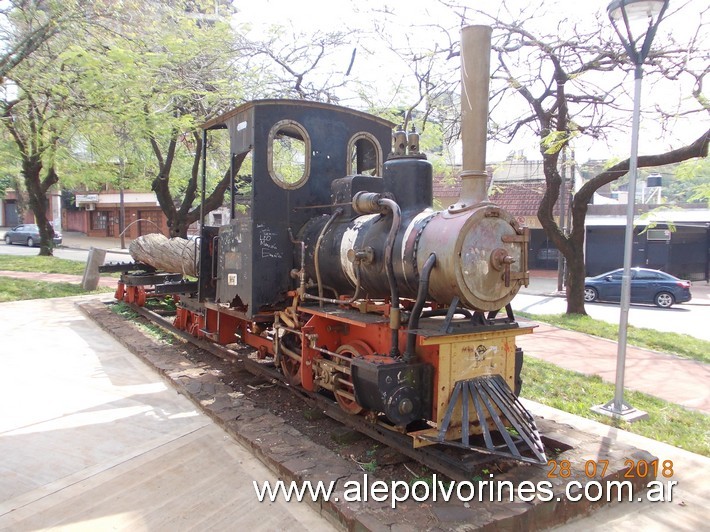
[4,224,63,247]
[584,267,691,308]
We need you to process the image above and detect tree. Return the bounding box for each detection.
[1,61,68,255]
[482,3,708,313]
[144,9,377,236]
[670,158,710,203]
[0,1,112,254]
[394,1,709,314]
[143,7,242,238]
[0,0,86,79]
[54,1,243,238]
[233,26,364,103]
[0,135,24,217]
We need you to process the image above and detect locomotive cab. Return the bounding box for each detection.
[198,100,394,319]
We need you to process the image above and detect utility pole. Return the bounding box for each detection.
[119,184,126,250]
[119,157,126,250]
[557,148,567,292]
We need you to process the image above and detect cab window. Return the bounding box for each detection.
[348,132,382,176]
[268,120,310,189]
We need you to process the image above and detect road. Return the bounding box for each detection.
[1,241,132,265]
[516,280,710,342]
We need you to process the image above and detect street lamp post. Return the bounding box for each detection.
[594,0,669,421]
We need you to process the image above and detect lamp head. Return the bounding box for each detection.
[607,0,669,65]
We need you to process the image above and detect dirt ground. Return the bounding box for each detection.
[122,304,454,485]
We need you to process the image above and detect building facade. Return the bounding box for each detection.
[66,192,169,239]
[0,190,62,229]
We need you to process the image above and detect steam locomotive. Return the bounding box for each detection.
[113,26,545,464]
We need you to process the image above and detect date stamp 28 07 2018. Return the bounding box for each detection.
[547,458,675,480]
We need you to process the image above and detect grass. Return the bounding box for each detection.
[4,254,704,456]
[110,302,177,345]
[0,254,120,302]
[521,356,710,456]
[518,311,710,364]
[107,296,709,457]
[0,276,112,302]
[0,254,89,275]
[0,254,120,277]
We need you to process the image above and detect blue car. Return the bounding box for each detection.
[584,267,692,308]
[4,224,63,247]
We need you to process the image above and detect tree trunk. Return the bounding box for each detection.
[129,233,199,277]
[564,193,591,314]
[22,157,55,256]
[565,243,587,314]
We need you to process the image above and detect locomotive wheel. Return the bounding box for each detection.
[333,373,362,415]
[114,282,126,302]
[333,342,373,415]
[279,332,302,386]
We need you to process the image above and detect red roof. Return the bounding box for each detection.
[489,181,560,217]
[433,176,560,217]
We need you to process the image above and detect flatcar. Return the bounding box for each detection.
[114,26,545,465]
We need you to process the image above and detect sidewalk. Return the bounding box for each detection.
[519,271,710,413]
[61,230,135,254]
[1,231,708,530]
[0,296,334,531]
[518,322,709,413]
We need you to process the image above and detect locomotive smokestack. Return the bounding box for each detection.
[450,25,492,212]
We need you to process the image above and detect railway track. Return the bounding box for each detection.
[128,303,523,482]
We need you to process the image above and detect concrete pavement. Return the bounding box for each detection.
[532,400,709,531]
[0,295,336,531]
[0,297,706,531]
[518,322,709,413]
[514,271,710,414]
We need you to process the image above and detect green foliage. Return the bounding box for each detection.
[409,474,435,488]
[0,175,11,197]
[110,301,177,345]
[272,137,306,185]
[0,136,21,197]
[0,277,111,302]
[111,301,139,320]
[541,129,578,155]
[0,254,120,284]
[360,459,378,472]
[521,357,710,456]
[2,0,245,220]
[667,158,710,204]
[145,295,178,313]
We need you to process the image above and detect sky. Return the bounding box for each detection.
[232,1,708,165]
